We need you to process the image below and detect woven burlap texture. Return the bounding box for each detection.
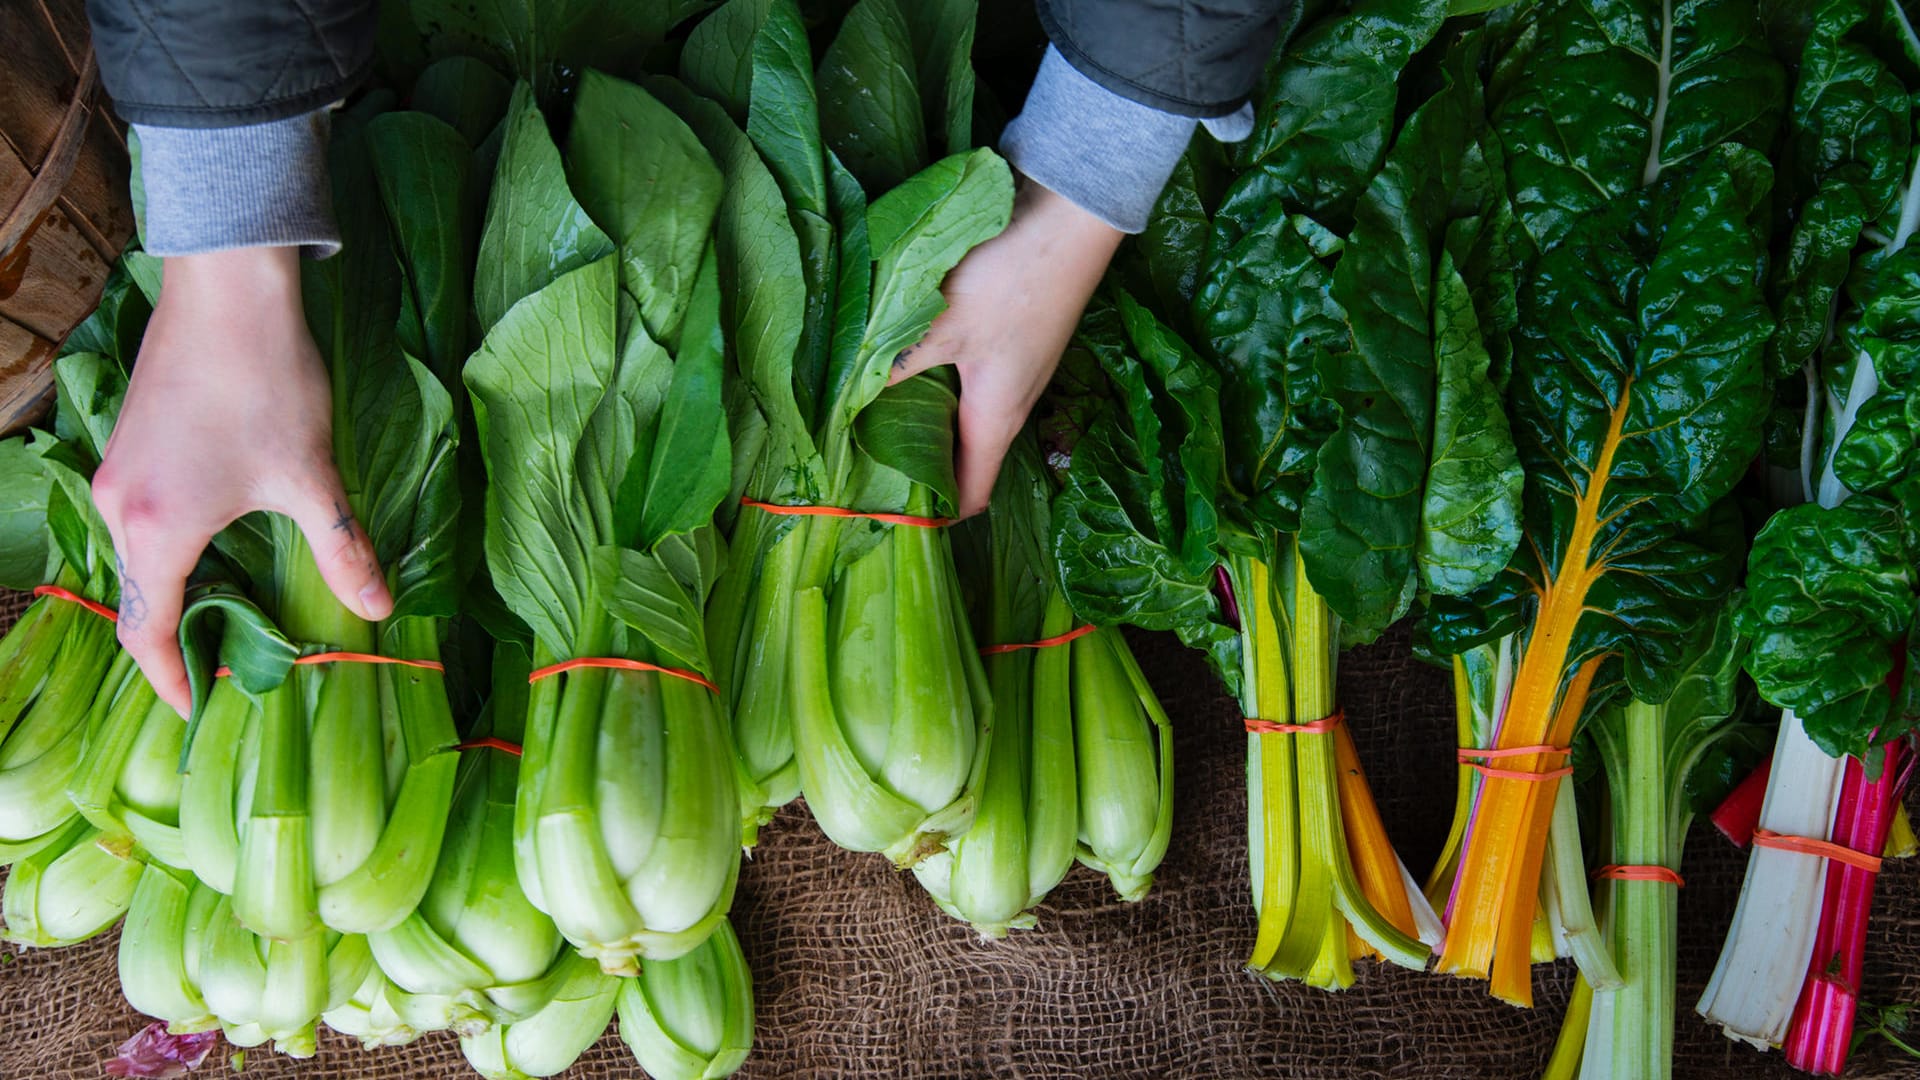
[2,586,1916,1079]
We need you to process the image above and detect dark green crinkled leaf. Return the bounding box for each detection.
[1738,494,1919,758]
[816,0,928,193]
[1832,246,1920,495]
[1491,0,1785,252]
[1191,203,1343,533]
[475,82,616,333]
[1419,252,1523,597]
[1219,0,1446,239]
[1431,145,1774,702]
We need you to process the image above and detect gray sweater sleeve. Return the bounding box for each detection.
[133,109,341,258]
[1000,46,1252,234]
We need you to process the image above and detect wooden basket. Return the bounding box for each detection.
[0,0,135,436]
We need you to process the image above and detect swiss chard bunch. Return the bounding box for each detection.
[1427,0,1783,1007]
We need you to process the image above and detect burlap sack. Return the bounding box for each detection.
[2,585,1915,1079]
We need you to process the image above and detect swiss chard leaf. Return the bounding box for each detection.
[1430,145,1774,707]
[1219,0,1446,240]
[1738,493,1919,757]
[1490,0,1785,252]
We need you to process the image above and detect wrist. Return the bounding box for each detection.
[159,247,303,308]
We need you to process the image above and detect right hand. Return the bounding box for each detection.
[91,246,392,717]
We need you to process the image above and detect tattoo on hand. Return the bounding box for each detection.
[119,569,149,631]
[332,500,355,538]
[893,344,917,371]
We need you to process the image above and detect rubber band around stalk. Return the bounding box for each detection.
[1751,828,1884,873]
[1244,708,1344,735]
[740,497,955,528]
[980,624,1098,655]
[1591,864,1685,887]
[1456,744,1573,782]
[214,652,446,678]
[527,657,718,694]
[456,737,523,757]
[32,584,120,622]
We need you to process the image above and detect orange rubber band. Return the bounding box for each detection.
[1245,708,1344,735]
[33,584,120,623]
[740,497,955,529]
[1752,828,1884,874]
[527,657,719,694]
[1457,744,1574,782]
[980,624,1098,655]
[1456,744,1571,762]
[456,737,523,757]
[214,652,446,678]
[1592,864,1686,887]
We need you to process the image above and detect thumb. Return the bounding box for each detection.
[954,392,1022,519]
[284,469,393,622]
[886,323,961,387]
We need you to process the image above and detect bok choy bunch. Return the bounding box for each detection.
[688,0,1012,864]
[173,98,465,944]
[915,438,1172,935]
[366,645,566,1034]
[466,73,741,973]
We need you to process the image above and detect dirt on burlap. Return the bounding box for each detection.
[2,586,1917,1080]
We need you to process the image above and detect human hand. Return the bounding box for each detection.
[90,247,392,716]
[889,178,1124,517]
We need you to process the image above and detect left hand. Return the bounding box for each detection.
[889,177,1124,517]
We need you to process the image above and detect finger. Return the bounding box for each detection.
[954,393,1023,519]
[280,468,394,623]
[887,322,962,386]
[109,537,199,719]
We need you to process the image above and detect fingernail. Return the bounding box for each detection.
[360,584,393,620]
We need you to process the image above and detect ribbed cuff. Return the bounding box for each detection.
[133,110,340,259]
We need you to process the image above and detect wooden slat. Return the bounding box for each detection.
[0,4,81,168]
[33,0,90,74]
[0,203,110,342]
[0,315,57,436]
[57,104,135,260]
[2,53,97,260]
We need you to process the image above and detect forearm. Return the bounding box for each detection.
[1000,0,1292,233]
